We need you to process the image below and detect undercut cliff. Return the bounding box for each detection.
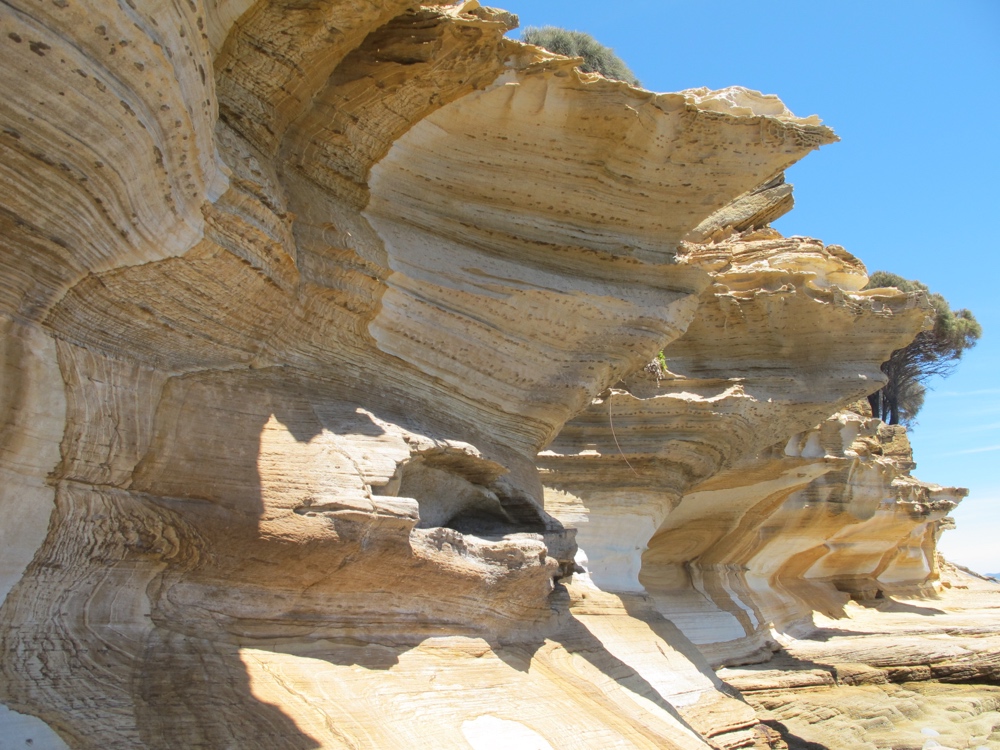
[1,2,996,749]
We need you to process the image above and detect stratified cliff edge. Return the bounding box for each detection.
[1,2,997,749]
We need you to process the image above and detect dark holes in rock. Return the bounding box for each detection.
[395,450,546,538]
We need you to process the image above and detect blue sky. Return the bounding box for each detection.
[498,1,1000,573]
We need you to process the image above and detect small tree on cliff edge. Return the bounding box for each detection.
[865,271,981,425]
[521,27,640,87]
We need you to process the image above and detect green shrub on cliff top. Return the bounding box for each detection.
[521,26,640,87]
[865,271,981,426]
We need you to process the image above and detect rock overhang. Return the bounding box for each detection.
[0,2,985,748]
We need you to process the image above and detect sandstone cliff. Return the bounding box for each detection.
[1,2,996,749]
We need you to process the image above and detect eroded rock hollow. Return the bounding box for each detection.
[2,2,997,748]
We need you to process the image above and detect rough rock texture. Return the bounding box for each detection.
[541,238,928,594]
[642,408,967,668]
[721,563,1000,750]
[2,1,997,748]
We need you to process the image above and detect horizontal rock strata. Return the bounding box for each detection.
[541,237,927,594]
[642,408,966,667]
[1,1,995,748]
[721,564,1000,749]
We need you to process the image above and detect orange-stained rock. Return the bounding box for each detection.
[1,1,995,748]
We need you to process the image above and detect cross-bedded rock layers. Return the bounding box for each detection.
[1,2,995,749]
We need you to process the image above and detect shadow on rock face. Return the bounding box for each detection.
[0,365,577,747]
[135,631,324,750]
[760,720,829,750]
[854,597,946,617]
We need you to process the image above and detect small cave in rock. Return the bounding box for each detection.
[832,576,884,602]
[390,452,546,538]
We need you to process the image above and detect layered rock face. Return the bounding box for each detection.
[1,1,996,749]
[541,237,926,593]
[641,408,965,665]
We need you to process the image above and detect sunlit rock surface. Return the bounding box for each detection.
[1,1,997,748]
[641,408,966,667]
[721,562,1000,749]
[542,238,926,588]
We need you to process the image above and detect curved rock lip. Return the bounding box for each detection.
[0,2,992,749]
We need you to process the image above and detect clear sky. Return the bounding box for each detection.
[498,1,1000,573]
